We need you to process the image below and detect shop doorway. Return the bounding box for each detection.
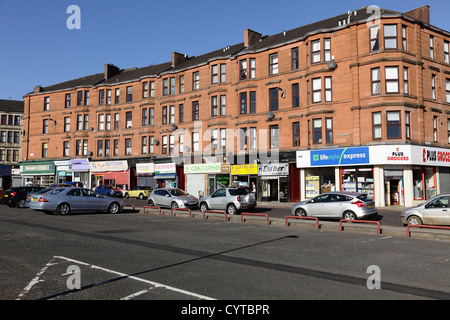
[261,178,278,201]
[385,178,403,206]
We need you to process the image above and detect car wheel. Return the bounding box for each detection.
[57,203,70,215]
[147,199,155,206]
[343,211,357,220]
[124,193,129,199]
[171,201,179,208]
[139,193,144,200]
[295,208,307,217]
[227,204,237,215]
[200,202,208,212]
[407,215,422,225]
[108,202,120,214]
[17,199,26,208]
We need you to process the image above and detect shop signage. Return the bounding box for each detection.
[310,147,370,167]
[155,162,176,174]
[136,163,155,174]
[258,163,289,176]
[20,162,55,174]
[90,160,128,172]
[416,146,450,166]
[71,158,90,171]
[369,146,411,165]
[230,164,258,175]
[184,163,230,174]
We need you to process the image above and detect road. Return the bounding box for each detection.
[1,204,449,309]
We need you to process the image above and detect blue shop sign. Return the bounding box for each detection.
[310,147,370,166]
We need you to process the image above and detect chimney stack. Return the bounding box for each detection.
[405,5,430,24]
[104,64,120,80]
[244,29,262,47]
[172,52,188,68]
[34,85,42,93]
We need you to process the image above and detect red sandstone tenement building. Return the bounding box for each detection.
[21,6,450,207]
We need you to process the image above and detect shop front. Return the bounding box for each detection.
[230,164,258,196]
[136,163,155,187]
[258,163,289,202]
[296,145,450,207]
[154,162,178,189]
[90,160,129,189]
[71,158,90,188]
[55,160,72,184]
[19,161,56,186]
[184,163,230,198]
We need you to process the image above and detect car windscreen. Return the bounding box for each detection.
[168,189,186,196]
[357,194,373,202]
[229,188,250,196]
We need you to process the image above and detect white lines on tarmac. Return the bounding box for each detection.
[18,256,215,300]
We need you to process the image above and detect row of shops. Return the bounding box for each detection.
[15,144,450,207]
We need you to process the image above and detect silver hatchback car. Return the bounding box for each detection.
[401,193,450,226]
[29,187,124,215]
[199,187,257,215]
[291,191,378,220]
[147,188,199,209]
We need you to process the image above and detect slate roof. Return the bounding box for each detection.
[0,99,24,113]
[26,6,438,96]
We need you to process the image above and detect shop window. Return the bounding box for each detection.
[413,167,436,200]
[340,168,374,199]
[305,168,335,199]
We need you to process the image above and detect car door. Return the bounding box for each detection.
[328,194,351,218]
[160,189,172,207]
[422,196,450,225]
[83,189,104,211]
[209,189,226,209]
[66,188,86,211]
[306,194,331,217]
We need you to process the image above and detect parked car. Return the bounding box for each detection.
[291,191,378,220]
[147,188,198,209]
[124,186,152,199]
[25,188,54,208]
[94,185,123,198]
[199,187,257,215]
[29,187,124,215]
[401,193,450,226]
[2,186,45,208]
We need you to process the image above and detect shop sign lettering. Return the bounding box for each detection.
[154,163,176,174]
[184,163,222,174]
[310,147,370,166]
[258,163,289,176]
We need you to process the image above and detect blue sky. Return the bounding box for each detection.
[1,0,449,100]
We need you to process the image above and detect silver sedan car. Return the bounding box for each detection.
[291,191,378,220]
[199,187,257,215]
[401,193,450,226]
[147,188,199,209]
[29,187,124,215]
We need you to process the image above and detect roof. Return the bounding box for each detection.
[0,99,24,113]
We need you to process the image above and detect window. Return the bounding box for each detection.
[311,39,321,63]
[193,72,199,90]
[99,89,105,105]
[211,129,218,150]
[220,128,226,150]
[143,82,148,98]
[98,114,104,130]
[430,35,434,59]
[239,60,247,80]
[401,25,407,50]
[115,88,120,104]
[249,58,256,79]
[43,119,49,134]
[179,76,184,94]
[312,78,321,103]
[83,140,88,156]
[250,127,257,150]
[149,81,155,97]
[292,122,300,146]
[178,104,184,123]
[192,101,199,120]
[269,53,278,75]
[76,140,82,156]
[431,74,436,100]
[325,77,332,102]
[105,140,110,156]
[65,93,71,108]
[446,79,450,103]
[249,92,256,113]
[63,141,70,157]
[169,105,175,124]
[162,79,168,96]
[384,24,397,49]
[105,114,111,130]
[126,111,132,128]
[211,96,218,117]
[113,139,118,156]
[84,91,90,105]
[220,95,226,116]
[192,132,199,152]
[64,117,70,132]
[169,135,175,154]
[403,67,409,94]
[326,118,333,143]
[448,118,450,144]
[372,112,382,139]
[370,26,380,52]
[83,115,89,131]
[97,140,103,156]
[42,143,48,158]
[126,86,133,102]
[269,88,279,111]
[125,138,132,155]
[371,67,381,95]
[386,111,401,139]
[44,97,50,111]
[211,65,218,85]
[77,91,83,106]
[291,47,299,70]
[445,41,449,64]
[114,113,119,130]
[313,119,322,144]
[141,136,147,154]
[220,64,227,83]
[162,106,167,124]
[106,89,111,104]
[149,108,154,125]
[179,134,184,153]
[240,92,247,114]
[240,127,247,150]
[142,108,148,126]
[405,111,411,139]
[433,116,438,142]
[269,125,279,149]
[170,77,175,95]
[385,66,399,93]
[292,83,299,108]
[324,38,331,62]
